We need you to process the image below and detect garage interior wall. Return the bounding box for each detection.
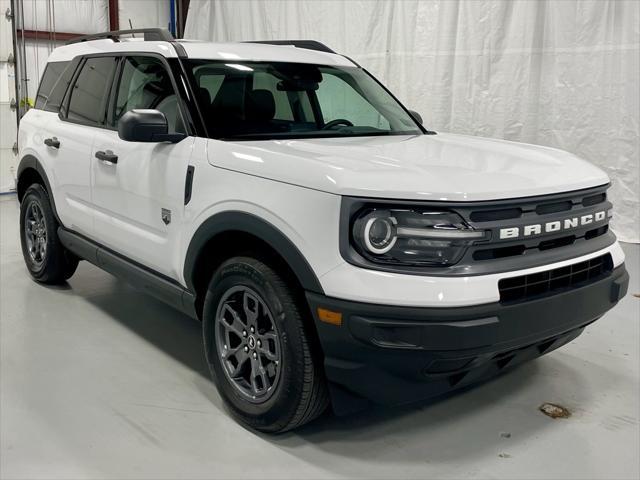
[0,0,16,193]
[185,0,640,243]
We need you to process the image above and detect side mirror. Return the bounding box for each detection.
[118,109,185,143]
[408,110,423,125]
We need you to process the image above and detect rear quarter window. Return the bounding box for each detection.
[35,61,73,112]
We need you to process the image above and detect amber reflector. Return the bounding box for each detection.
[317,308,343,326]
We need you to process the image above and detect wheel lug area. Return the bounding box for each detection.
[244,346,249,352]
[252,352,257,359]
[257,339,262,348]
[250,326,255,333]
[242,330,247,337]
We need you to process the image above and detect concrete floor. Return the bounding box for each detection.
[0,194,638,480]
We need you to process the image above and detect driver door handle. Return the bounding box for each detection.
[44,137,60,149]
[95,150,118,165]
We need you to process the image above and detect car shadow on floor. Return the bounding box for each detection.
[76,269,211,379]
[266,356,604,470]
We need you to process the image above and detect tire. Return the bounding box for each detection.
[19,184,79,284]
[203,256,329,433]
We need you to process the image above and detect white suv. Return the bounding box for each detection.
[17,29,629,432]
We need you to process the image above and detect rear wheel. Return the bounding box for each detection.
[19,184,78,284]
[203,256,328,433]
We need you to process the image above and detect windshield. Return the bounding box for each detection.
[187,60,423,140]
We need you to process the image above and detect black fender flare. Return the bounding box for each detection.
[183,211,324,294]
[17,154,61,222]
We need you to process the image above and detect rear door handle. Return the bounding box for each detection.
[95,150,118,164]
[44,137,60,149]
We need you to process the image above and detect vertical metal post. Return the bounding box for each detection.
[9,0,22,125]
[108,0,119,31]
[176,0,190,39]
[17,0,28,112]
[169,0,176,37]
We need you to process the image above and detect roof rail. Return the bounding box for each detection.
[66,28,174,45]
[244,40,335,54]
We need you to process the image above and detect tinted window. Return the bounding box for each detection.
[67,57,116,125]
[35,61,73,111]
[112,56,184,133]
[253,72,294,121]
[316,73,390,130]
[193,65,225,102]
[187,61,421,140]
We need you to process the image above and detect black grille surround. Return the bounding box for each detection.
[499,253,614,303]
[339,184,616,277]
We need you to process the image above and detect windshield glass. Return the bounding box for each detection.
[187,61,423,140]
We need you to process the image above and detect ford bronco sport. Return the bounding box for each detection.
[17,29,629,432]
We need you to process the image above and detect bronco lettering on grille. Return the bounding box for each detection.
[499,210,611,240]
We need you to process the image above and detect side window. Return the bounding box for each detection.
[112,56,185,133]
[316,73,390,129]
[66,57,116,125]
[35,61,70,110]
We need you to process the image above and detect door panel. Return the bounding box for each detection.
[43,115,95,235]
[91,130,194,278]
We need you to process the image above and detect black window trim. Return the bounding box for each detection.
[58,51,199,137]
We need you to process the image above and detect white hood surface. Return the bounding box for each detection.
[209,133,610,202]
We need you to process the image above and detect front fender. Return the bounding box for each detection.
[183,210,324,294]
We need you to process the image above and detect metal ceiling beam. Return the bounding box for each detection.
[17,29,86,42]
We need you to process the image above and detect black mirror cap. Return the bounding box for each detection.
[118,109,169,142]
[408,109,423,125]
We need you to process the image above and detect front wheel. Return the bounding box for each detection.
[19,184,78,284]
[202,256,329,433]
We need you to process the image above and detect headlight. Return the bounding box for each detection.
[351,207,487,267]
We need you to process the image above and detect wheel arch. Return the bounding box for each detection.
[17,155,60,222]
[184,211,324,318]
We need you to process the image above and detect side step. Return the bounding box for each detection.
[58,227,198,319]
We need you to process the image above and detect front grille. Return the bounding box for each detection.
[498,253,613,303]
[465,185,612,263]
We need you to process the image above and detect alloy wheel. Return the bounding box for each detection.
[24,200,47,268]
[215,286,282,403]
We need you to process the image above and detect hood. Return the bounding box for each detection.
[208,133,610,202]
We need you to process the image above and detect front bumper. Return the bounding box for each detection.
[307,264,629,414]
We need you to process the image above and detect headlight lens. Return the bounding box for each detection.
[352,208,487,266]
[363,216,397,253]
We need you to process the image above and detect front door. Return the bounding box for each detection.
[45,56,118,235]
[91,55,194,279]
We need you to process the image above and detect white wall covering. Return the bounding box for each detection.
[185,0,639,242]
[21,0,108,33]
[119,0,170,31]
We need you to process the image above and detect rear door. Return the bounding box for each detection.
[46,56,117,235]
[90,55,194,278]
